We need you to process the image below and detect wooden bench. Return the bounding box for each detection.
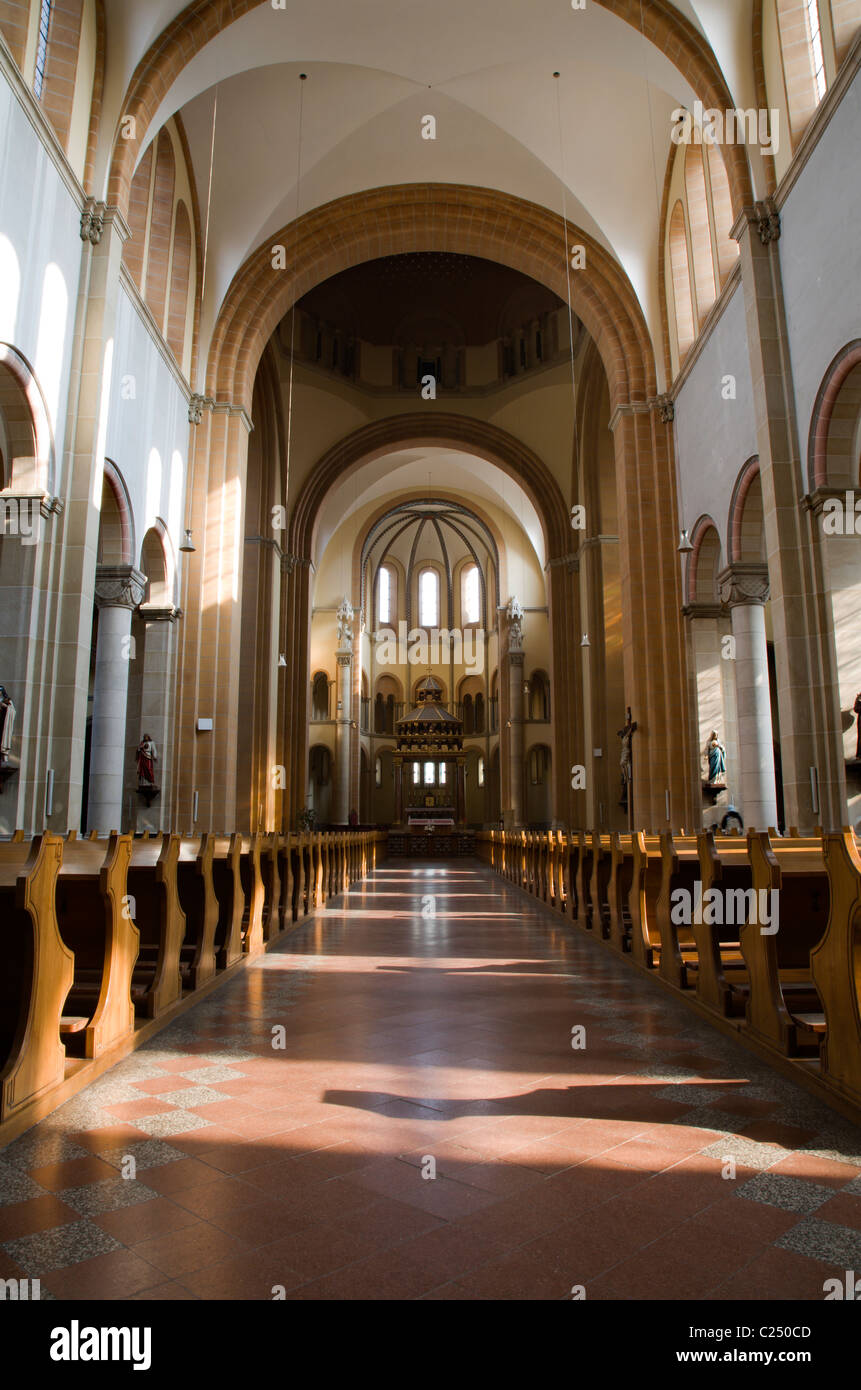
[0,835,72,1121]
[562,829,580,923]
[577,831,595,930]
[211,834,244,969]
[741,832,828,1057]
[589,833,614,940]
[176,835,218,991]
[656,833,702,989]
[55,834,138,1057]
[238,834,265,954]
[606,833,634,952]
[127,834,185,1018]
[259,833,282,942]
[813,831,861,1105]
[692,831,754,1017]
[629,831,662,969]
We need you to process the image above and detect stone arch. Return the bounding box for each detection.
[100,459,134,564]
[728,458,763,563]
[686,516,723,606]
[105,0,752,220]
[0,343,55,494]
[809,341,861,490]
[139,522,172,606]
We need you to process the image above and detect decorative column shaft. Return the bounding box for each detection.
[334,652,352,825]
[719,564,778,831]
[88,565,146,834]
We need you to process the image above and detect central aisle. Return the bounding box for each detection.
[2,862,861,1300]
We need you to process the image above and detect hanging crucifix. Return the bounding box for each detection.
[618,706,637,827]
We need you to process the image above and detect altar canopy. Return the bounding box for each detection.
[393,675,466,827]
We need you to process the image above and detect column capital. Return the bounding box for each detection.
[682,601,725,621]
[336,652,352,668]
[508,649,525,667]
[731,198,780,247]
[139,604,182,623]
[717,562,770,608]
[94,564,147,611]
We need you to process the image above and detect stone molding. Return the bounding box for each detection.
[717,562,770,608]
[139,604,181,623]
[94,565,147,611]
[682,602,725,620]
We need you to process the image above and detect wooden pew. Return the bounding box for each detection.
[693,831,753,1017]
[238,833,265,954]
[211,835,244,969]
[0,835,72,1121]
[562,829,579,923]
[127,834,185,1018]
[813,832,861,1105]
[656,832,701,989]
[741,832,828,1057]
[606,833,634,952]
[589,833,613,939]
[259,833,282,942]
[176,835,218,991]
[55,833,138,1057]
[577,831,594,929]
[628,831,662,969]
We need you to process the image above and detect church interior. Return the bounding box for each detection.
[1,0,861,1318]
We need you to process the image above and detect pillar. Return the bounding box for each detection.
[507,651,525,827]
[88,564,146,834]
[334,651,352,824]
[136,603,180,831]
[718,564,778,831]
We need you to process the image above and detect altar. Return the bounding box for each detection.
[388,674,472,856]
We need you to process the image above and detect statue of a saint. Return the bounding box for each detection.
[136,734,158,788]
[617,707,637,809]
[705,731,727,785]
[506,596,524,651]
[0,687,15,763]
[336,597,353,646]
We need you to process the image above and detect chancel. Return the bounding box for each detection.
[0,0,860,1314]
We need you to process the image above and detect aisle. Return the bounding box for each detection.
[1,862,860,1300]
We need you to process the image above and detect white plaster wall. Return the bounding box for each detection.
[0,69,83,494]
[779,68,861,480]
[673,279,759,551]
[104,285,189,587]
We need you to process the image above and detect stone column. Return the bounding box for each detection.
[334,651,352,825]
[88,564,146,834]
[506,596,525,827]
[136,604,180,831]
[718,564,778,831]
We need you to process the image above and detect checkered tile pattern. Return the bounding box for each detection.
[1,862,860,1300]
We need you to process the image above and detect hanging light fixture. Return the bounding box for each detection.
[179,528,196,553]
[581,633,591,648]
[678,529,694,553]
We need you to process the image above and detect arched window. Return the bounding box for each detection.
[412,762,421,785]
[777,0,828,142]
[33,1,52,101]
[375,756,382,788]
[419,568,439,627]
[462,563,480,625]
[378,565,393,625]
[475,692,485,733]
[669,202,695,362]
[477,756,485,787]
[530,746,550,785]
[424,761,435,785]
[684,147,716,328]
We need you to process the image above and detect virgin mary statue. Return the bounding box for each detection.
[705,731,726,784]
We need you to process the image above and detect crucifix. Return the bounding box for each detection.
[618,706,637,830]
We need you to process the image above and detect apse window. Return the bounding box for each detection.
[424,761,435,785]
[462,564,480,625]
[439,763,447,786]
[378,566,392,625]
[413,762,421,784]
[477,756,485,787]
[375,756,382,788]
[34,0,52,100]
[419,569,439,627]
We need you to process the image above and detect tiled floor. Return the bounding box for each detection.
[2,860,861,1301]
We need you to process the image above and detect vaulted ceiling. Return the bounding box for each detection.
[98,1,761,383]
